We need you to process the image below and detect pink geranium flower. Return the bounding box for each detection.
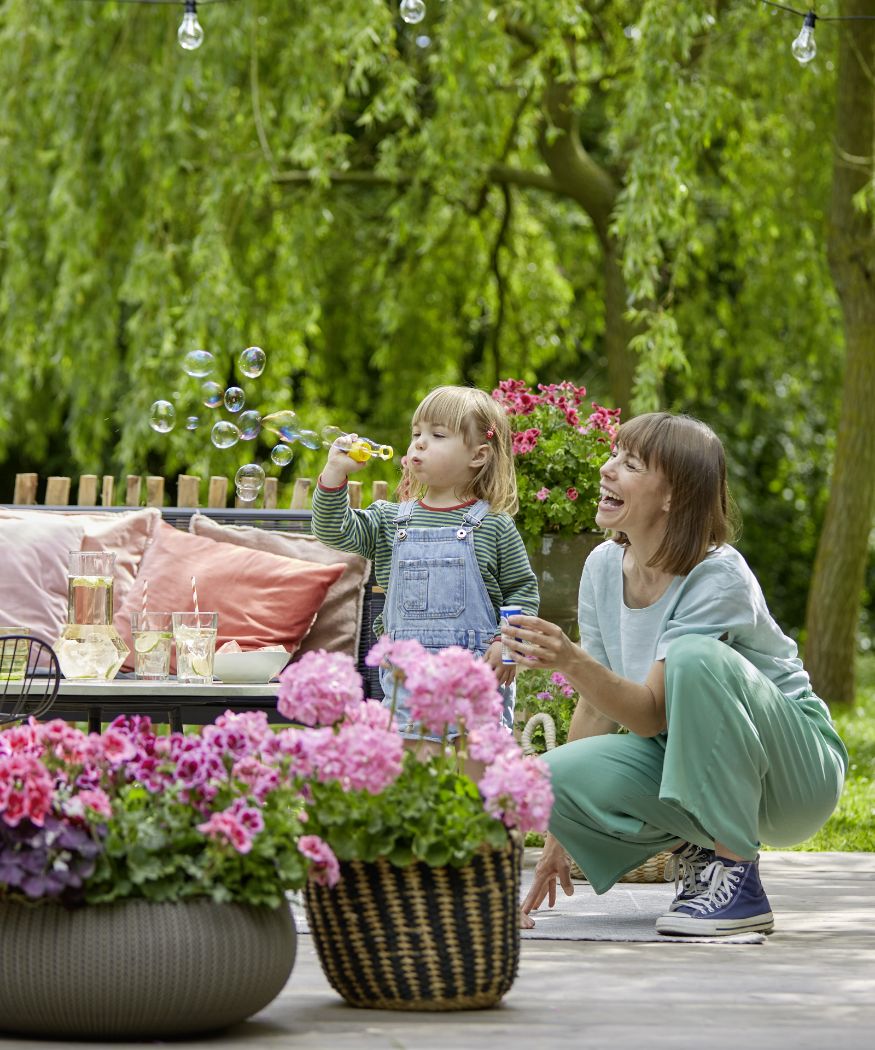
[479,752,554,835]
[277,649,364,725]
[298,835,340,887]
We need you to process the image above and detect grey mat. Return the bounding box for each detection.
[518,873,766,944]
[289,876,766,945]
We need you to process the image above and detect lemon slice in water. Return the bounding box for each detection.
[134,632,162,654]
[191,656,212,677]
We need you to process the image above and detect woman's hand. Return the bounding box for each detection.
[519,833,575,929]
[484,640,516,686]
[501,614,577,673]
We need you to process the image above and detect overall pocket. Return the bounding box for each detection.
[399,557,466,619]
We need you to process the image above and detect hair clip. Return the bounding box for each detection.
[485,426,495,440]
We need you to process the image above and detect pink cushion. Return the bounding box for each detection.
[116,522,347,671]
[0,509,159,645]
[189,514,371,660]
[0,512,83,642]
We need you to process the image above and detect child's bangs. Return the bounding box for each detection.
[411,388,471,434]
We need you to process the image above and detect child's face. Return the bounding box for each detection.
[407,419,484,500]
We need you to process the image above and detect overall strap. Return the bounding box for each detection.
[461,500,491,527]
[394,500,418,527]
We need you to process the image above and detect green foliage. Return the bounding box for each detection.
[303,750,508,870]
[85,781,308,908]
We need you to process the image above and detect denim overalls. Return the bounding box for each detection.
[379,499,514,739]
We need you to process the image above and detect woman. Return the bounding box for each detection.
[504,413,847,936]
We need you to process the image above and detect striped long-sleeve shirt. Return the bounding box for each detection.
[312,481,540,637]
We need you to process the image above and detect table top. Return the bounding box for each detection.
[58,677,280,698]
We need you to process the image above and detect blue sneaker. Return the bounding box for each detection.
[664,842,715,911]
[655,856,774,936]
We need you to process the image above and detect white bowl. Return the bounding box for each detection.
[213,650,290,685]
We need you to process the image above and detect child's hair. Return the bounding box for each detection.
[396,385,519,514]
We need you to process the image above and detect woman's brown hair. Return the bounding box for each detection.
[610,412,739,576]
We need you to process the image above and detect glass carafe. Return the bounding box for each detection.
[56,551,130,680]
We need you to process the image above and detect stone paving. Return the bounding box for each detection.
[1,851,872,1050]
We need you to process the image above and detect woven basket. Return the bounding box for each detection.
[305,835,522,1011]
[522,710,673,884]
[0,898,296,1039]
[569,851,672,883]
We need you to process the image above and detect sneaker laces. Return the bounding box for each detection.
[664,843,712,898]
[680,859,743,915]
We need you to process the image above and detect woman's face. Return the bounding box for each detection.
[596,444,671,538]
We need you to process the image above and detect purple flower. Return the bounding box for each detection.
[535,487,550,501]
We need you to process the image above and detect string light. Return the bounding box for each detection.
[760,2,875,68]
[60,0,239,53]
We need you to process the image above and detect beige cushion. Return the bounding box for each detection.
[0,508,160,644]
[189,514,370,661]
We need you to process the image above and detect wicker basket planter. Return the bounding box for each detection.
[306,835,522,1011]
[0,897,296,1039]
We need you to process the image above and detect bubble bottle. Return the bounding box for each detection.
[322,426,393,463]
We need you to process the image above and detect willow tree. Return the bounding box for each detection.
[0,1,865,672]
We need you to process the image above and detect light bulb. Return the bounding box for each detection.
[400,0,427,26]
[791,12,817,65]
[178,1,204,51]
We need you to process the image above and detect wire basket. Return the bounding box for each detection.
[522,710,673,884]
[305,835,522,1011]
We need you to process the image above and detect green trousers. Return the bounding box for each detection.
[544,635,848,894]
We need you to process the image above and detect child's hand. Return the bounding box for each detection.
[485,640,516,687]
[320,433,370,488]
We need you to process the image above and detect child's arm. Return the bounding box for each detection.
[312,441,384,559]
[484,519,541,687]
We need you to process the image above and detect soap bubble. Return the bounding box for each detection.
[185,415,200,431]
[202,381,223,408]
[270,443,294,466]
[224,387,246,413]
[238,346,266,378]
[261,410,301,443]
[235,463,265,497]
[211,421,240,449]
[296,429,322,450]
[236,485,259,503]
[183,350,214,377]
[237,410,262,440]
[149,400,176,433]
[400,0,426,25]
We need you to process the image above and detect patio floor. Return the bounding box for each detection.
[1,850,872,1050]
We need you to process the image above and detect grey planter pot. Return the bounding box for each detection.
[0,897,296,1039]
[526,531,603,633]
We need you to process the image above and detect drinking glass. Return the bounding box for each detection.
[0,627,31,682]
[130,611,173,680]
[172,612,218,684]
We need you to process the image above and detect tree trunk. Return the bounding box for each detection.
[538,80,636,415]
[804,2,875,705]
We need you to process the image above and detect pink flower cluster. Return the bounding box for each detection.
[512,427,541,455]
[276,648,364,725]
[402,646,503,735]
[537,671,576,702]
[479,752,554,835]
[287,701,403,794]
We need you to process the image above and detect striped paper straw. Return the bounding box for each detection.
[191,576,200,617]
[142,578,149,623]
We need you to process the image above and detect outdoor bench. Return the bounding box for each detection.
[0,501,384,727]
